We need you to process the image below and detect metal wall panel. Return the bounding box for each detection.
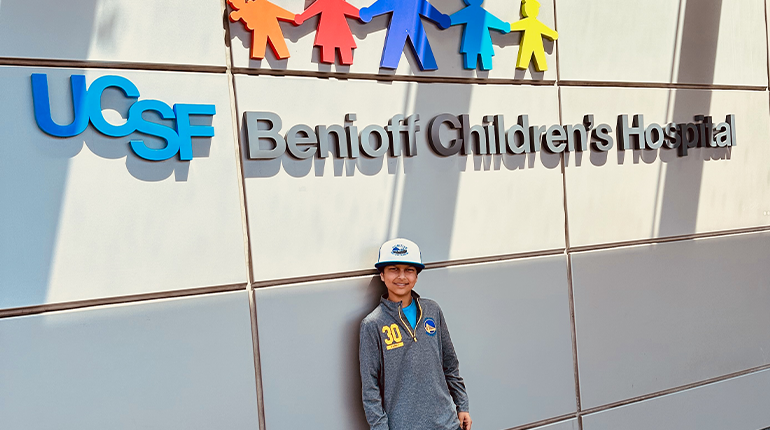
[0,67,247,309]
[0,291,259,430]
[0,0,227,66]
[235,74,565,281]
[572,231,770,409]
[254,257,576,430]
[556,0,768,86]
[582,369,770,430]
[560,86,770,247]
[228,0,557,80]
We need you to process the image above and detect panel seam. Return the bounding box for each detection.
[0,283,248,319]
[221,1,268,429]
[577,363,770,417]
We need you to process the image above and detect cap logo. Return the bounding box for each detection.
[424,318,437,336]
[391,244,408,256]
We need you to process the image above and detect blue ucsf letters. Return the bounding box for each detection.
[31,74,215,161]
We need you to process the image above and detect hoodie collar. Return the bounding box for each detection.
[380,290,420,313]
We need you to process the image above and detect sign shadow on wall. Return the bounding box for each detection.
[240,138,560,178]
[657,0,723,238]
[564,144,731,168]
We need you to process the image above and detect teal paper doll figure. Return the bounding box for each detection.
[449,0,509,70]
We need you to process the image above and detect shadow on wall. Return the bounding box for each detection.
[0,0,99,59]
[657,0,722,237]
[564,143,732,169]
[240,140,562,179]
[0,1,99,310]
[0,3,212,309]
[393,82,468,262]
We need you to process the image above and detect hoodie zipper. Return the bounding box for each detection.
[398,297,423,342]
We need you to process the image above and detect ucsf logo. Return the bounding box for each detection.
[31,74,216,161]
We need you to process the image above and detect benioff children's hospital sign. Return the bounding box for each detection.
[244,112,738,161]
[29,73,740,163]
[28,0,739,164]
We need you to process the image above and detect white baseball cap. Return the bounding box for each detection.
[375,238,425,271]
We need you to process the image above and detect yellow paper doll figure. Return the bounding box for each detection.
[509,0,557,71]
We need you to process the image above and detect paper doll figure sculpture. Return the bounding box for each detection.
[228,0,295,60]
[359,0,451,71]
[508,0,557,71]
[295,0,360,65]
[449,0,509,70]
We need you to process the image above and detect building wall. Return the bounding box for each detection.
[1,0,769,429]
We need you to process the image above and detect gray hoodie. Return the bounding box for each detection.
[359,291,469,430]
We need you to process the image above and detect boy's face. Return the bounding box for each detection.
[380,264,418,299]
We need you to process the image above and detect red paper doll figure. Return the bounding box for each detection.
[228,0,295,60]
[295,0,360,65]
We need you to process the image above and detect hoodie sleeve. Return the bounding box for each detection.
[438,307,470,413]
[359,320,389,430]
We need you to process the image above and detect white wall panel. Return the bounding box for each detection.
[572,232,770,409]
[561,86,770,247]
[582,369,770,430]
[556,0,768,86]
[228,0,556,80]
[0,67,247,309]
[254,257,576,430]
[236,75,565,281]
[0,291,259,430]
[0,0,227,66]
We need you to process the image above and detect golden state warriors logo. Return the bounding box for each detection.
[424,318,437,336]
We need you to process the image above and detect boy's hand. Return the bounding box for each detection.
[458,412,472,430]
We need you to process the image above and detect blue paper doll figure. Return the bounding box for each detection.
[449,0,509,70]
[359,0,451,71]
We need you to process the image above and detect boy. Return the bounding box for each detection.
[359,238,472,430]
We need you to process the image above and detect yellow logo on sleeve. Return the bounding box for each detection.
[382,324,404,350]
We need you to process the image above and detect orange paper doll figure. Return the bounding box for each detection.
[295,0,360,65]
[228,0,295,60]
[508,0,557,71]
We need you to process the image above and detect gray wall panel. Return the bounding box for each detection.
[0,67,247,309]
[582,369,770,430]
[572,232,770,409]
[556,0,768,86]
[0,0,227,66]
[0,291,259,430]
[254,256,576,430]
[416,257,577,429]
